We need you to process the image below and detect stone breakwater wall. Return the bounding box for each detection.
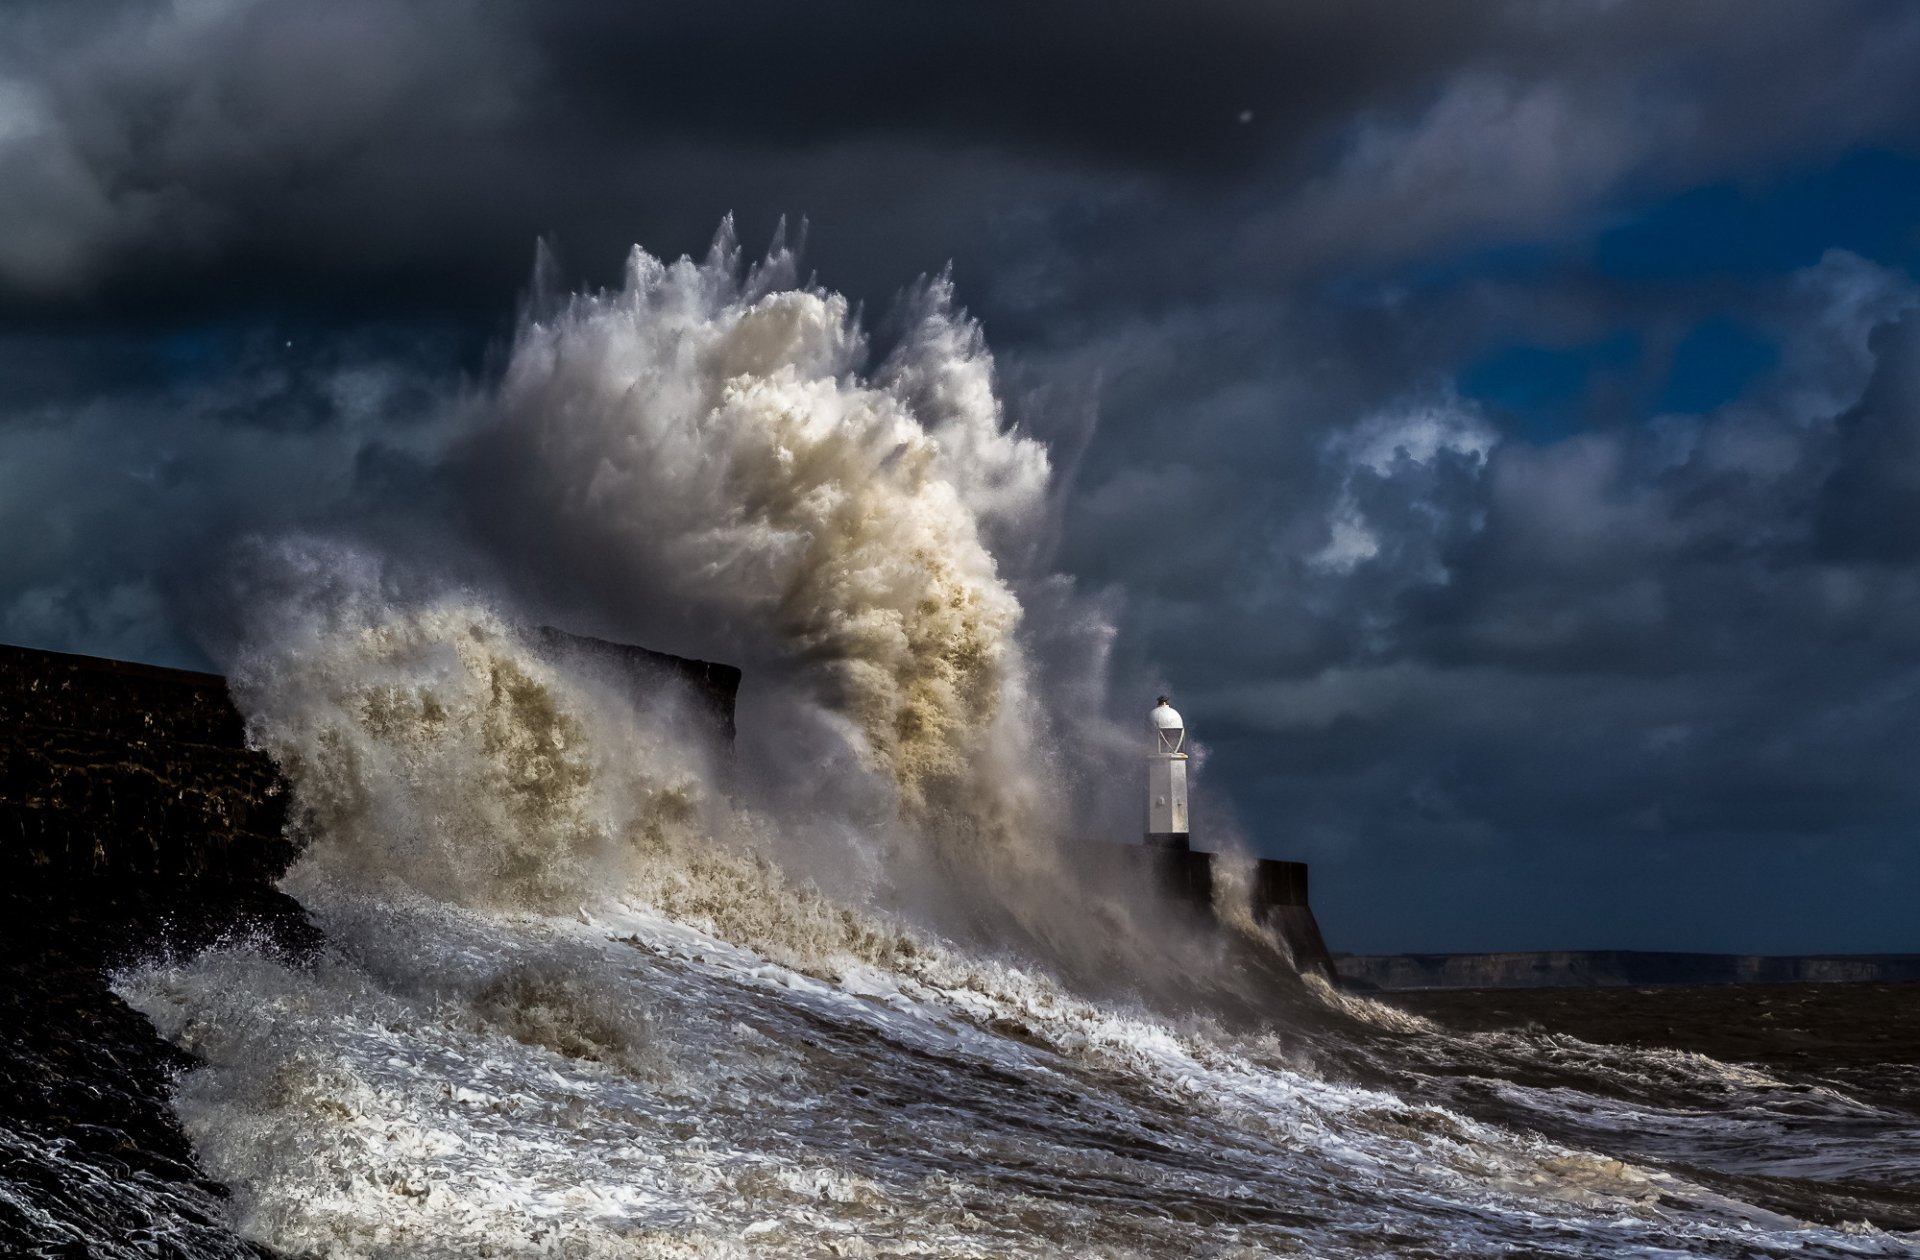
[0,645,312,1258]
[1065,843,1336,978]
[532,626,743,750]
[0,645,296,885]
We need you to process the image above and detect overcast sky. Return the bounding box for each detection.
[5,0,1920,953]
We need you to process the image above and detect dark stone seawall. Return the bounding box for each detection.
[0,647,297,883]
[0,645,312,1259]
[1139,848,1335,978]
[1065,843,1336,977]
[532,626,742,749]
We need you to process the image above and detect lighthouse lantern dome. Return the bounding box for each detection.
[1149,695,1185,755]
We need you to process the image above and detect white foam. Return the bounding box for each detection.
[118,890,1920,1258]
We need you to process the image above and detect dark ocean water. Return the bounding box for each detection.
[1383,982,1920,1235]
[1394,982,1920,1114]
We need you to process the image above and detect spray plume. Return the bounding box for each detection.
[203,223,1202,986]
[453,224,1065,875]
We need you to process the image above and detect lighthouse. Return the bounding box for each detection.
[1146,695,1190,850]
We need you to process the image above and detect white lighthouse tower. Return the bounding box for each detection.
[1146,695,1190,850]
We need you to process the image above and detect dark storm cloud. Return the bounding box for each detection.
[517,1,1492,169]
[5,0,1920,951]
[5,0,1919,320]
[0,316,461,662]
[1819,311,1920,562]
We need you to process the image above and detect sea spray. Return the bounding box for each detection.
[226,551,691,913]
[455,225,1065,883]
[224,542,930,978]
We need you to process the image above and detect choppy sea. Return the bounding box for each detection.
[84,879,1916,1259]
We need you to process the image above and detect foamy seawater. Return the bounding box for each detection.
[117,883,1919,1258]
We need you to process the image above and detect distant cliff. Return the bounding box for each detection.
[1336,950,1920,991]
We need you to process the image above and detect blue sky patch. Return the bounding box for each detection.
[1596,149,1920,281]
[1456,329,1639,441]
[1658,317,1778,415]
